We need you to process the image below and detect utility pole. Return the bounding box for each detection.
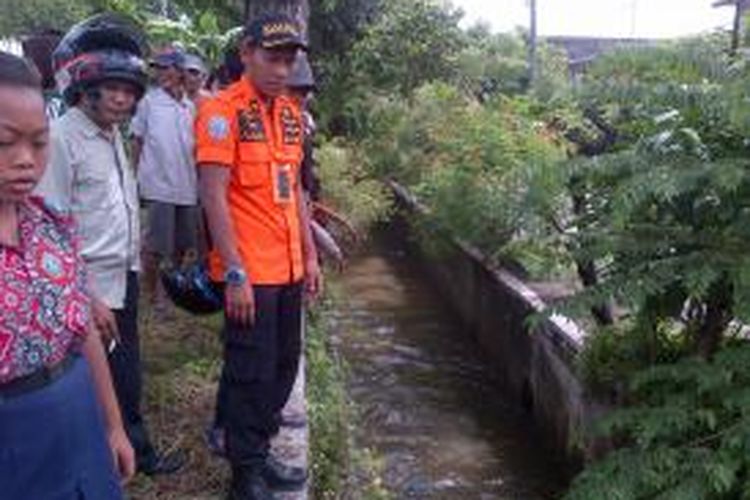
[713,0,748,56]
[528,0,538,86]
[731,0,745,55]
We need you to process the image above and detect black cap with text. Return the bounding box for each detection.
[244,13,307,51]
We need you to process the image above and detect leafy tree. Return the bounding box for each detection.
[544,38,746,357]
[303,0,381,134]
[456,28,529,99]
[308,0,380,55]
[359,82,567,263]
[145,11,237,65]
[315,139,393,230]
[170,0,240,23]
[0,0,93,36]
[563,104,750,356]
[315,0,474,136]
[544,37,750,498]
[242,0,308,23]
[567,344,750,500]
[350,0,465,96]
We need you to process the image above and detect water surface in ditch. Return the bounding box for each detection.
[329,237,569,499]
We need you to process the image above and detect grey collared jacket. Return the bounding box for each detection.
[36,108,141,310]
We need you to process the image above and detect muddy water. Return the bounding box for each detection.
[329,239,568,499]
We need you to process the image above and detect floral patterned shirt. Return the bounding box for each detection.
[0,197,90,385]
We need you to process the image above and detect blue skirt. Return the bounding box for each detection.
[0,356,123,499]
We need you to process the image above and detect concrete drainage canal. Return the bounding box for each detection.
[328,232,570,499]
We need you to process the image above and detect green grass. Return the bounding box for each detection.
[126,307,227,499]
[126,290,388,499]
[306,299,391,500]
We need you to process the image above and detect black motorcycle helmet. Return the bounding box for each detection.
[52,14,148,105]
[161,263,224,315]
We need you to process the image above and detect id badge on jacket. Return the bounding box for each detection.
[272,163,293,205]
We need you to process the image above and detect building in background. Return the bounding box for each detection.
[546,36,654,80]
[0,38,22,55]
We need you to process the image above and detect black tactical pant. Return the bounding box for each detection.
[216,282,303,467]
[109,272,158,469]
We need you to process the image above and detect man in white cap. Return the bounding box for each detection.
[131,46,199,316]
[184,53,212,107]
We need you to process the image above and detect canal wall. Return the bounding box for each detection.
[388,181,601,465]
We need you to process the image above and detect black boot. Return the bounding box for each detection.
[261,456,307,492]
[227,466,274,500]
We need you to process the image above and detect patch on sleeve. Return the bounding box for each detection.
[207,116,230,141]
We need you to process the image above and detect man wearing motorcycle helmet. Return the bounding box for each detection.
[35,14,185,476]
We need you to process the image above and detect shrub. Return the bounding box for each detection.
[316,139,394,232]
[567,344,750,500]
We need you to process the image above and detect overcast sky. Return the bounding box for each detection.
[454,0,736,38]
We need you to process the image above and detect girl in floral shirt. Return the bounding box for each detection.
[0,51,134,498]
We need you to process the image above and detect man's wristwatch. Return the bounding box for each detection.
[224,266,248,287]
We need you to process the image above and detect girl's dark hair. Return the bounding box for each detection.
[0,51,43,90]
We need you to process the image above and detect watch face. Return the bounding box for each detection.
[226,268,246,285]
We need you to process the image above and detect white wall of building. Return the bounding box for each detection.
[0,38,23,55]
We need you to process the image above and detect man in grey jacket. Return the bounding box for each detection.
[36,14,184,476]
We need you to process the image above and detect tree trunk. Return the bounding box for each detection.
[695,277,733,359]
[243,0,309,34]
[731,1,743,55]
[570,190,615,326]
[564,108,618,327]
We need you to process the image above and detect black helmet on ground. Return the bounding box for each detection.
[160,263,224,315]
[52,14,148,105]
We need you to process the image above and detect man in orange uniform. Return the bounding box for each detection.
[195,14,321,500]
